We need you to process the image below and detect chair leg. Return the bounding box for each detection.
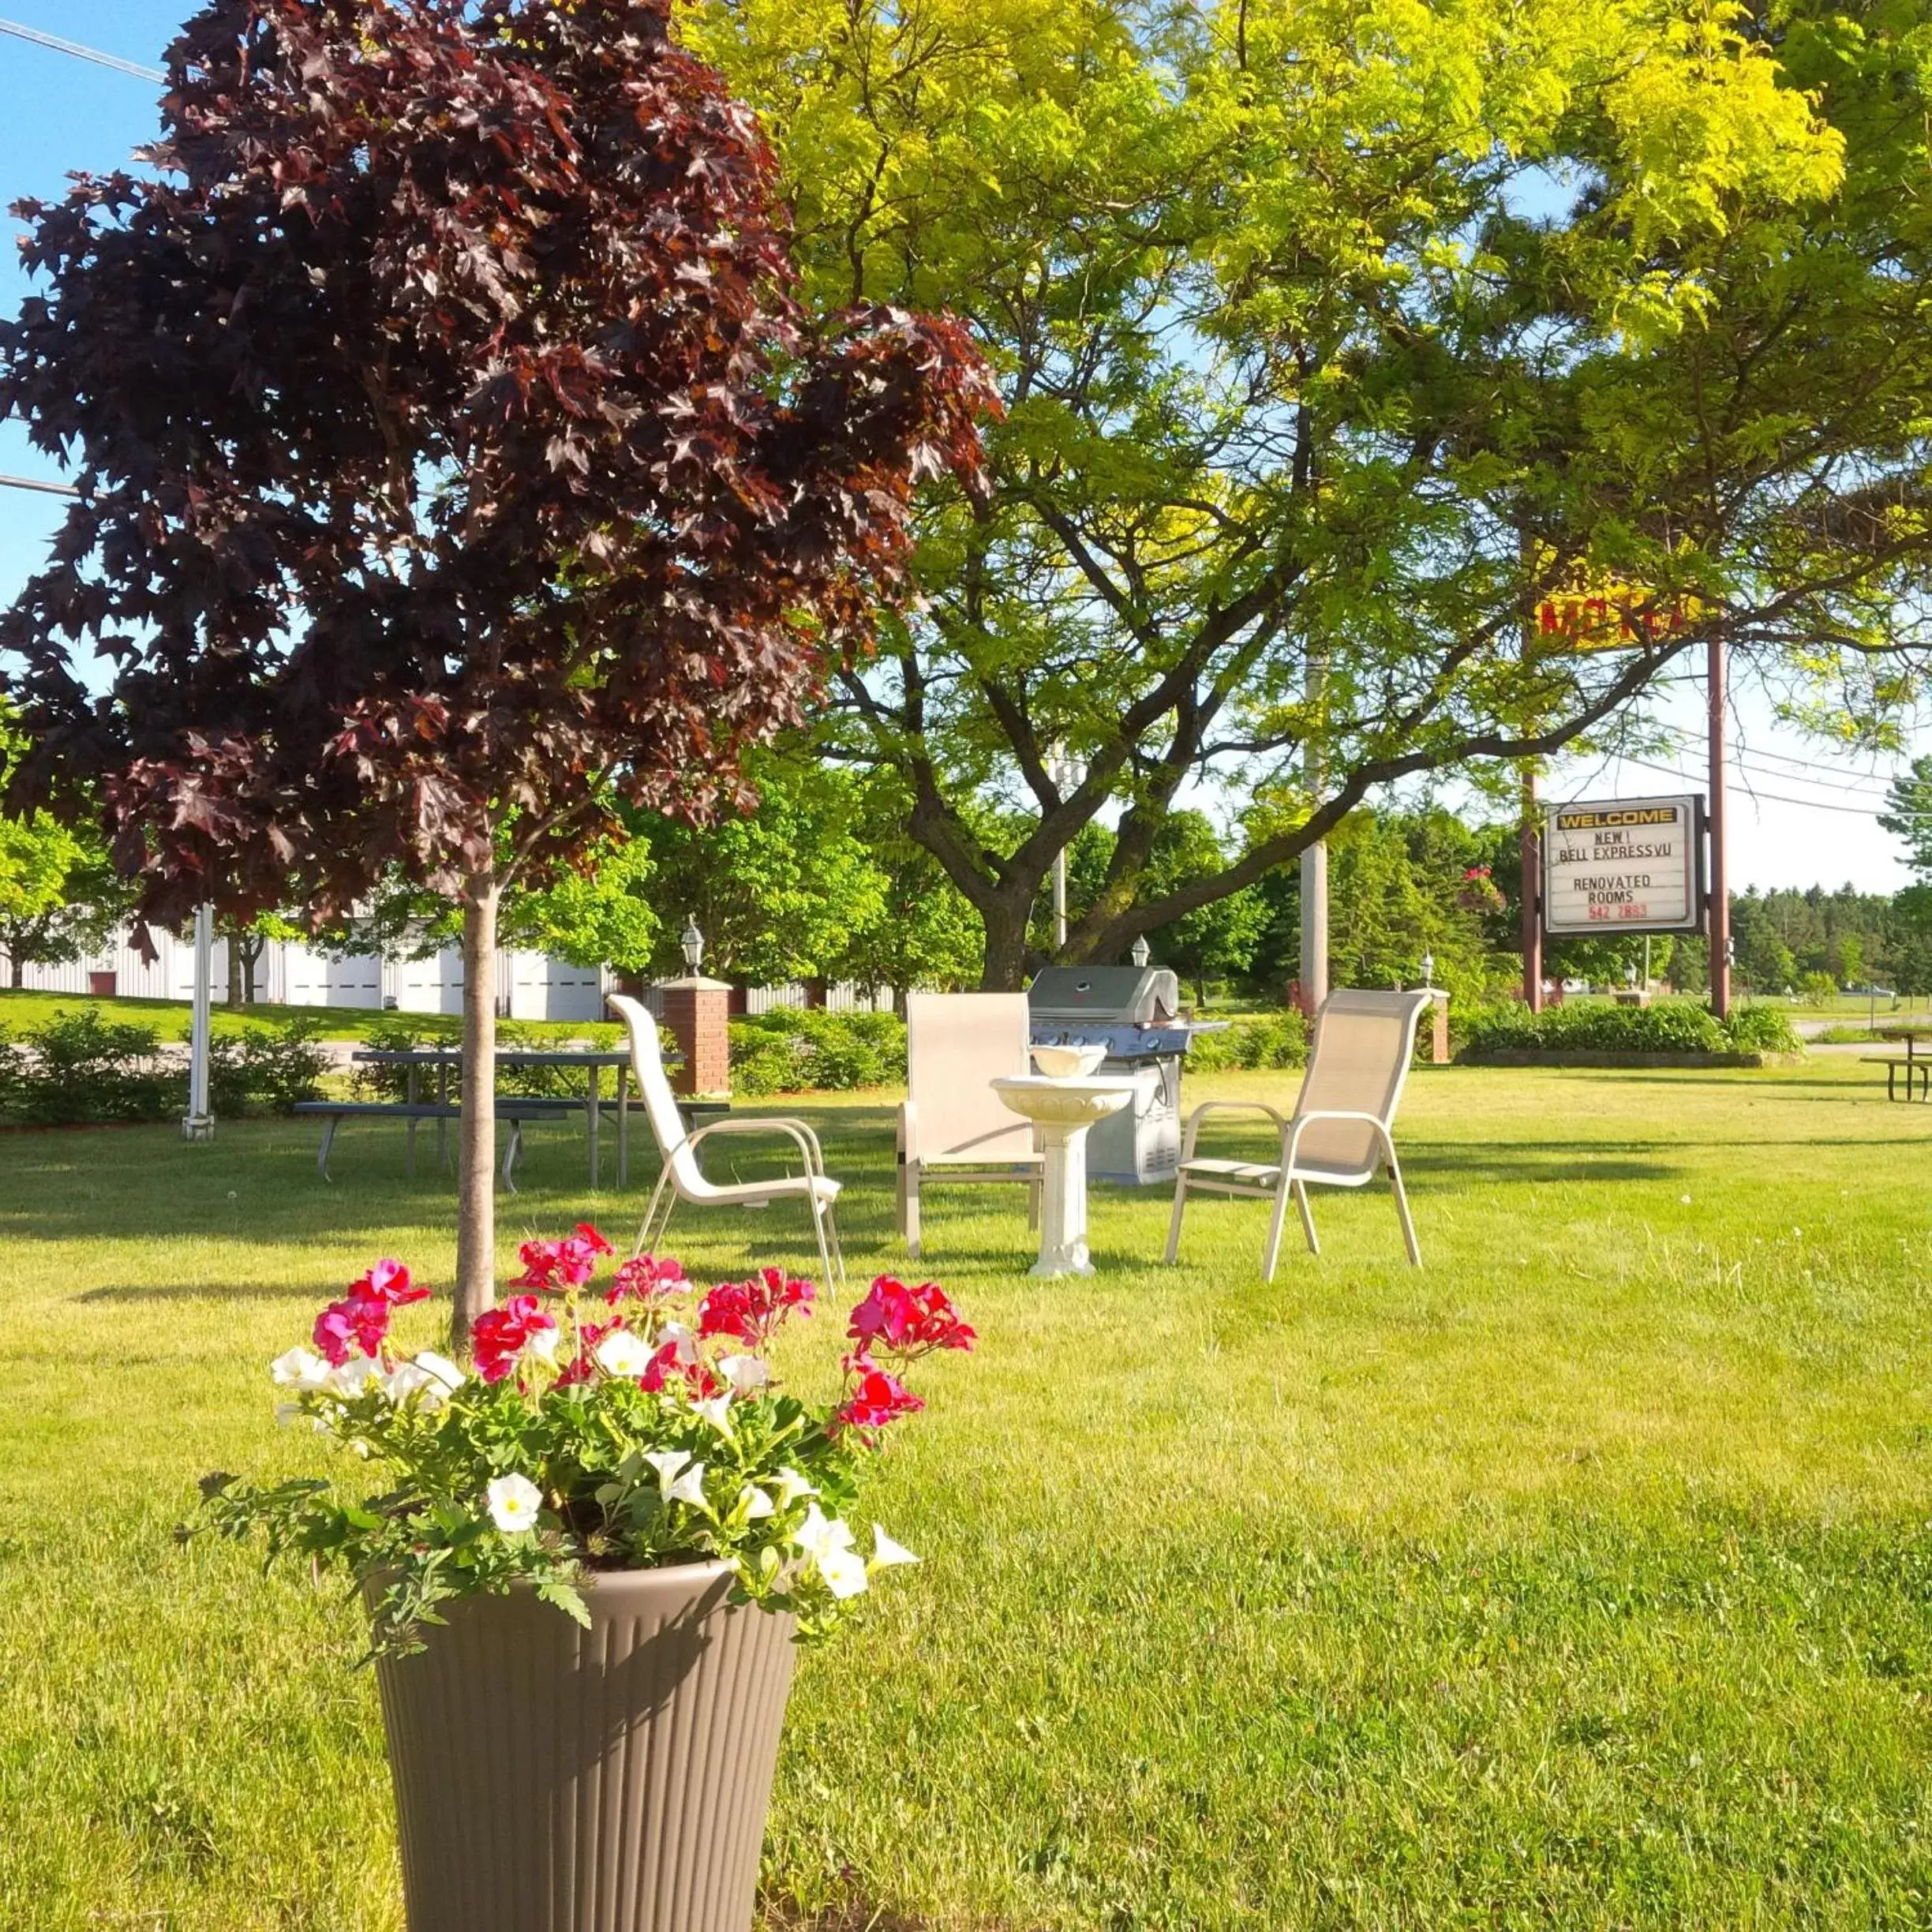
[1389,1160,1421,1267]
[1293,1181,1319,1256]
[1163,1178,1189,1265]
[900,1159,922,1260]
[807,1191,836,1294]
[826,1196,847,1290]
[1260,1179,1294,1282]
[635,1170,672,1256]
[501,1121,522,1194]
[317,1115,340,1183]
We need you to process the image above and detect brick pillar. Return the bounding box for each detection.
[659,977,732,1097]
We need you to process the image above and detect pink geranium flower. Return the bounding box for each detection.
[847,1277,975,1361]
[829,1354,925,1436]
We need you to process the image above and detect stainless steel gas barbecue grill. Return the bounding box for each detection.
[1025,964,1222,1185]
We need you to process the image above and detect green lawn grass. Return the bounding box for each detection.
[5,1060,1932,1928]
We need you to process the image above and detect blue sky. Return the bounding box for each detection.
[0,4,1920,894]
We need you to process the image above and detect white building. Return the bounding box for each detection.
[12,926,891,1023]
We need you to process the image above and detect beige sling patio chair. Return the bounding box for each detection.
[1163,988,1432,1279]
[898,992,1043,1259]
[608,994,845,1290]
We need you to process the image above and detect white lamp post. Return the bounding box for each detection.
[1130,934,1151,968]
[680,916,704,974]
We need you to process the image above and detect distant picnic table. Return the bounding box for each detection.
[1866,1025,1932,1102]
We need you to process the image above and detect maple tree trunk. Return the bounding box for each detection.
[453,871,500,1341]
[977,897,1033,991]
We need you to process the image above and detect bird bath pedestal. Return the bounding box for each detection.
[991,1075,1135,1277]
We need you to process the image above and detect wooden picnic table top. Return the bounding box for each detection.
[1875,1025,1932,1043]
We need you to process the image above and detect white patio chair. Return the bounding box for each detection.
[898,992,1043,1259]
[1163,988,1431,1279]
[608,994,844,1290]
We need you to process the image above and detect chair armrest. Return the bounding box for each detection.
[1283,1109,1398,1175]
[684,1115,828,1181]
[1179,1098,1288,1163]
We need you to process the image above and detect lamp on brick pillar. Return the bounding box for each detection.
[660,917,732,1099]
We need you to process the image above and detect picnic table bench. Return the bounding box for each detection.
[294,1089,732,1189]
[294,1097,586,1189]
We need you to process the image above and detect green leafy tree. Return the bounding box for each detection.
[688,0,1932,986]
[1880,757,1932,881]
[638,753,889,985]
[0,812,128,990]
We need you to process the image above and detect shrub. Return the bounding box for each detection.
[728,1009,908,1094]
[1186,1010,1309,1071]
[208,1017,331,1115]
[1721,1003,1802,1053]
[2,1009,178,1123]
[353,1015,455,1099]
[1461,998,1796,1057]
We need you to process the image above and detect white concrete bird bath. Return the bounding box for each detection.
[990,1075,1135,1277]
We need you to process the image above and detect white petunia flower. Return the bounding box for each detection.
[792,1503,856,1563]
[485,1473,543,1534]
[717,1354,769,1396]
[325,1355,385,1398]
[524,1327,562,1368]
[384,1351,466,1410]
[274,1401,305,1429]
[871,1526,919,1570]
[642,1448,692,1495]
[693,1395,734,1436]
[270,1346,330,1391]
[657,1320,698,1367]
[740,1484,777,1521]
[593,1329,654,1378]
[771,1466,816,1507]
[665,1461,710,1508]
[819,1547,871,1599]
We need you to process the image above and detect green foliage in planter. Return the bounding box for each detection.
[0,1009,178,1123]
[1185,1011,1309,1072]
[1462,999,1798,1057]
[207,1017,331,1116]
[729,1009,908,1094]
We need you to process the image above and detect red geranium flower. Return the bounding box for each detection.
[848,1277,975,1360]
[830,1354,925,1436]
[470,1294,558,1383]
[698,1267,814,1346]
[511,1224,613,1294]
[639,1339,721,1400]
[606,1252,688,1306]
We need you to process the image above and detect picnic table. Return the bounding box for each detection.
[358,1047,634,1185]
[1866,1025,1932,1101]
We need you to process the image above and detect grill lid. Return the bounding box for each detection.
[1027,964,1180,1026]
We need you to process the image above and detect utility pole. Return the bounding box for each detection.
[1707,630,1730,1020]
[1298,651,1328,1017]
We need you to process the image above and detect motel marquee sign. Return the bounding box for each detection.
[1541,795,1706,936]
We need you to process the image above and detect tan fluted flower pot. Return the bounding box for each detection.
[369,1562,797,1932]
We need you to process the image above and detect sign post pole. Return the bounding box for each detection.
[1297,650,1329,1019]
[1520,770,1543,1011]
[1707,631,1730,1021]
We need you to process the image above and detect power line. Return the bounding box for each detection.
[1613,752,1895,816]
[0,471,77,497]
[0,18,163,84]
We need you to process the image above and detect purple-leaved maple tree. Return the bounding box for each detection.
[0,0,995,1327]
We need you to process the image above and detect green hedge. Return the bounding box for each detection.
[728,1009,908,1094]
[1185,1011,1310,1071]
[1461,998,1800,1058]
[0,1009,328,1125]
